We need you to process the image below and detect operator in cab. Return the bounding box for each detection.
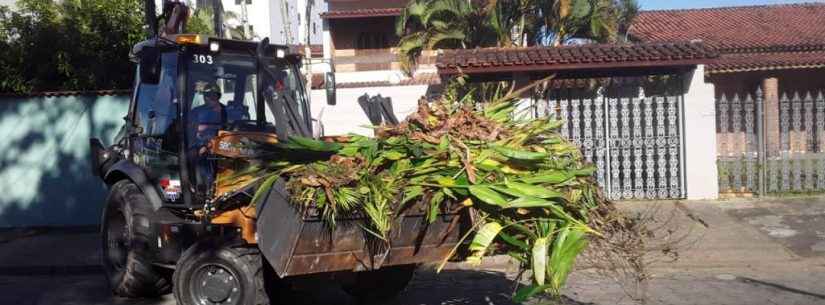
[189,83,225,189]
[190,83,225,155]
[189,81,253,189]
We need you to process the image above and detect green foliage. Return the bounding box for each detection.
[547,225,588,294]
[185,5,214,36]
[185,5,254,40]
[0,0,145,93]
[240,78,614,303]
[395,0,640,75]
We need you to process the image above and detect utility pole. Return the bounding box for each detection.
[298,0,314,95]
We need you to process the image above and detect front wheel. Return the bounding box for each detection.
[341,264,417,303]
[173,239,271,305]
[101,180,171,297]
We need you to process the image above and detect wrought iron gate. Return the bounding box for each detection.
[532,77,686,200]
[717,89,825,195]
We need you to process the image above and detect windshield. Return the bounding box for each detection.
[183,50,311,196]
[185,51,310,149]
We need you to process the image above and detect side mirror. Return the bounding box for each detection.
[324,72,336,106]
[139,47,161,84]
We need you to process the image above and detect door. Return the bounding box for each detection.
[130,52,182,203]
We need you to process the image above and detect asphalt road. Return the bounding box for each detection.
[0,267,524,305]
[2,197,825,305]
[2,263,825,305]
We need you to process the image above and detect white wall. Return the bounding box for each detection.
[267,0,325,45]
[334,70,409,84]
[683,65,720,200]
[309,85,429,136]
[221,0,272,40]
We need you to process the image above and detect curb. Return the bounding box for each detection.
[0,265,103,276]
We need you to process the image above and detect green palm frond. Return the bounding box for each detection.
[426,30,466,49]
[397,31,428,75]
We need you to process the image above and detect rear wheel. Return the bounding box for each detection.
[101,180,171,297]
[173,239,271,305]
[341,264,417,303]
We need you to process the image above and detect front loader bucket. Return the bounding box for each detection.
[256,179,465,278]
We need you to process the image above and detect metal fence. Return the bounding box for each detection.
[531,76,686,200]
[717,89,825,195]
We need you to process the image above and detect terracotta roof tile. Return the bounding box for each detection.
[630,3,825,53]
[436,42,718,76]
[709,50,825,73]
[320,8,403,19]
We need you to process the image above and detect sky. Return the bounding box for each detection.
[638,0,824,10]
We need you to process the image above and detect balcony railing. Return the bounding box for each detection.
[332,48,437,72]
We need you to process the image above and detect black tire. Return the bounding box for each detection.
[342,264,417,303]
[173,238,271,305]
[101,180,172,297]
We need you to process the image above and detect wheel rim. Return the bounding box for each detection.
[104,208,128,271]
[190,263,242,305]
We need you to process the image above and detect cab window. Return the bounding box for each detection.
[135,52,178,139]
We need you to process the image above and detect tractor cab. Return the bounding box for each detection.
[120,34,326,208]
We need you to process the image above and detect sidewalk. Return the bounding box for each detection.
[0,226,100,275]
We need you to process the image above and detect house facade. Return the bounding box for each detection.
[309,0,440,136]
[313,2,824,198]
[630,3,825,195]
[312,1,725,200]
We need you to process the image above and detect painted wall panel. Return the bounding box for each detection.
[0,95,129,227]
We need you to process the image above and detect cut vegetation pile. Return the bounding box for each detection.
[244,85,645,302]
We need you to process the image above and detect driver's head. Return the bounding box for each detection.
[202,83,221,105]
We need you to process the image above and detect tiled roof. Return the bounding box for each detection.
[436,42,717,76]
[709,50,825,73]
[630,3,825,53]
[320,8,403,19]
[0,89,131,98]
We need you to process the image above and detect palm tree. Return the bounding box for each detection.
[396,0,639,74]
[396,0,484,74]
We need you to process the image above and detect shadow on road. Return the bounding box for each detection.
[280,268,592,305]
[0,268,592,305]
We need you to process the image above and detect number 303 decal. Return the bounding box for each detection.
[193,54,213,64]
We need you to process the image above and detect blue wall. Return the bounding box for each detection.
[0,94,129,227]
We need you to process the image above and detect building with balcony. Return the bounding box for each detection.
[311,0,441,136]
